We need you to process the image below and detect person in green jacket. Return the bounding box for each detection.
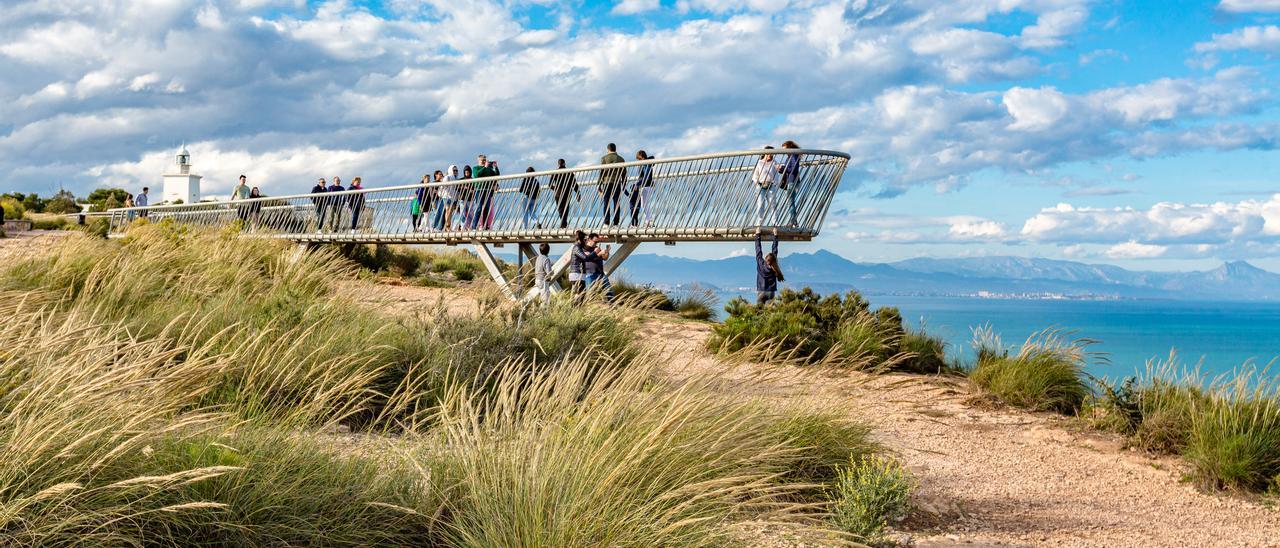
[599,143,626,226]
[471,154,495,229]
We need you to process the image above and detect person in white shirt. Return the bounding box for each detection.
[752,146,779,225]
[534,242,554,306]
[436,165,459,230]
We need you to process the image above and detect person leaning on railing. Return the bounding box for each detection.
[752,147,779,225]
[777,140,801,227]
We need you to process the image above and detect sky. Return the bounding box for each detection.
[2,0,1280,271]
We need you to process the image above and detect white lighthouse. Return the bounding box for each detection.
[162,144,202,204]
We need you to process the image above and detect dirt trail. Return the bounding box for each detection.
[635,318,1280,547]
[0,230,69,263]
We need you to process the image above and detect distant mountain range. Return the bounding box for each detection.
[609,251,1280,301]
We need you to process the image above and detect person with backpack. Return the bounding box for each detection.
[598,143,626,227]
[550,159,579,229]
[411,174,431,232]
[519,166,541,229]
[755,228,784,305]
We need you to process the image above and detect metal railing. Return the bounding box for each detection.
[106,149,849,243]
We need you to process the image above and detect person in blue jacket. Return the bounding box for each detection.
[756,228,784,305]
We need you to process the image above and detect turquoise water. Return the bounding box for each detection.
[709,293,1280,382]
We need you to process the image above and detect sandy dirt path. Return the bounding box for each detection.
[633,318,1280,548]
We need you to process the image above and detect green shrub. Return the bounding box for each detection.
[612,278,675,310]
[1183,369,1280,491]
[30,216,69,231]
[94,430,435,546]
[80,217,109,238]
[830,455,914,543]
[424,356,879,546]
[671,286,716,321]
[1,197,24,220]
[612,279,716,321]
[1087,359,1211,454]
[1,225,638,429]
[900,329,948,374]
[969,327,1091,414]
[769,410,879,493]
[428,249,485,281]
[709,288,923,370]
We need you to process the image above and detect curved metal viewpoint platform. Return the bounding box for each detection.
[108,148,850,299]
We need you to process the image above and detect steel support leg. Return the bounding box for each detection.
[473,242,514,299]
[604,240,640,276]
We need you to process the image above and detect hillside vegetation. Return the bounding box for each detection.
[0,223,904,546]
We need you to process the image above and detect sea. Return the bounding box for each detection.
[705,292,1280,383]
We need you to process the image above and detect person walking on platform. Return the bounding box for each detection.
[411,174,430,231]
[485,160,500,229]
[247,187,263,228]
[550,159,579,229]
[311,178,327,231]
[136,187,150,218]
[520,166,541,229]
[348,177,366,232]
[231,175,251,223]
[630,150,654,227]
[599,143,626,226]
[755,228,784,305]
[436,168,457,230]
[326,177,345,232]
[458,165,474,230]
[471,156,495,230]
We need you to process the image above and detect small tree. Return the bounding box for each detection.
[44,189,79,214]
[86,188,130,211]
